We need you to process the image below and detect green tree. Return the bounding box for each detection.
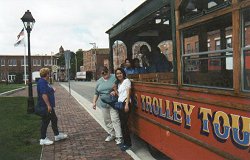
[56,49,83,80]
[57,54,65,66]
[75,49,83,72]
[14,73,23,84]
[70,49,83,79]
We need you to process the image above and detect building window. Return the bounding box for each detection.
[195,41,199,52]
[8,74,16,82]
[33,59,36,66]
[44,59,51,66]
[226,37,232,48]
[37,59,41,66]
[207,41,211,51]
[215,40,221,50]
[0,72,6,81]
[8,59,17,66]
[21,59,28,66]
[187,44,191,53]
[33,59,41,66]
[0,59,5,66]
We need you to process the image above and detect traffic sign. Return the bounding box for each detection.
[52,65,58,72]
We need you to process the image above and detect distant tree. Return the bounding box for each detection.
[14,73,23,84]
[69,49,83,79]
[58,54,65,66]
[56,49,83,80]
[76,49,83,71]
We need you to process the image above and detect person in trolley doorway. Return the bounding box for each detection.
[37,68,68,145]
[113,67,132,151]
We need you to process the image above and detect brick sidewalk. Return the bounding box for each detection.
[9,83,132,160]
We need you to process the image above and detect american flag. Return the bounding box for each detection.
[14,28,25,47]
[17,28,24,40]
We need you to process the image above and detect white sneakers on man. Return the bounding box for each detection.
[40,137,53,145]
[55,133,68,141]
[105,135,116,142]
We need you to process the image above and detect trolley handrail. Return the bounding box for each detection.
[182,48,233,57]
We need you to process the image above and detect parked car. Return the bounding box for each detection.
[75,72,86,81]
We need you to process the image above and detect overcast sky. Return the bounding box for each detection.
[0,0,145,55]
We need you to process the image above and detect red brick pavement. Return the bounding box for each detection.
[9,83,133,160]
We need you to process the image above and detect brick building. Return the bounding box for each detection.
[112,42,127,69]
[83,48,109,80]
[0,54,57,82]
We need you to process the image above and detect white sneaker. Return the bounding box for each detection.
[115,137,123,145]
[55,133,68,141]
[40,137,53,145]
[105,135,115,142]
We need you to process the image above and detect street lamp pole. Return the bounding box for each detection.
[75,54,77,74]
[71,52,77,78]
[21,10,35,114]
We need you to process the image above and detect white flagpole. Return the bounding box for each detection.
[23,31,27,85]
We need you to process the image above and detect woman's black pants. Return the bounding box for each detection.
[40,109,59,139]
[118,109,131,146]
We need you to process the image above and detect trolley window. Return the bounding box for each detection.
[242,7,250,91]
[180,0,231,23]
[182,13,233,88]
[109,3,176,84]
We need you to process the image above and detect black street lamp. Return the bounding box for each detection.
[21,10,35,113]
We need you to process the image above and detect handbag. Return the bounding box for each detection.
[114,101,125,110]
[100,94,118,107]
[114,98,127,110]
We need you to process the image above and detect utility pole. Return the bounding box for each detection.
[89,42,97,80]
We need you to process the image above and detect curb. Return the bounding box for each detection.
[0,86,26,96]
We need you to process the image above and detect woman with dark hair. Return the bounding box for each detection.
[92,66,122,145]
[113,67,132,151]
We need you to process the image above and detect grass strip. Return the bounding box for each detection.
[0,84,25,93]
[0,97,41,160]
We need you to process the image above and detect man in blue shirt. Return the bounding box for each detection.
[123,58,135,75]
[133,58,146,74]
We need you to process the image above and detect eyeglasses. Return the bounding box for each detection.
[102,72,108,76]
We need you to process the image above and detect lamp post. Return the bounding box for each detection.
[50,52,53,84]
[21,10,35,113]
[89,42,96,80]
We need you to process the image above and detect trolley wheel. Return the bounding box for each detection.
[147,144,171,160]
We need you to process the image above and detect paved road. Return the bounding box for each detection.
[61,81,157,160]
